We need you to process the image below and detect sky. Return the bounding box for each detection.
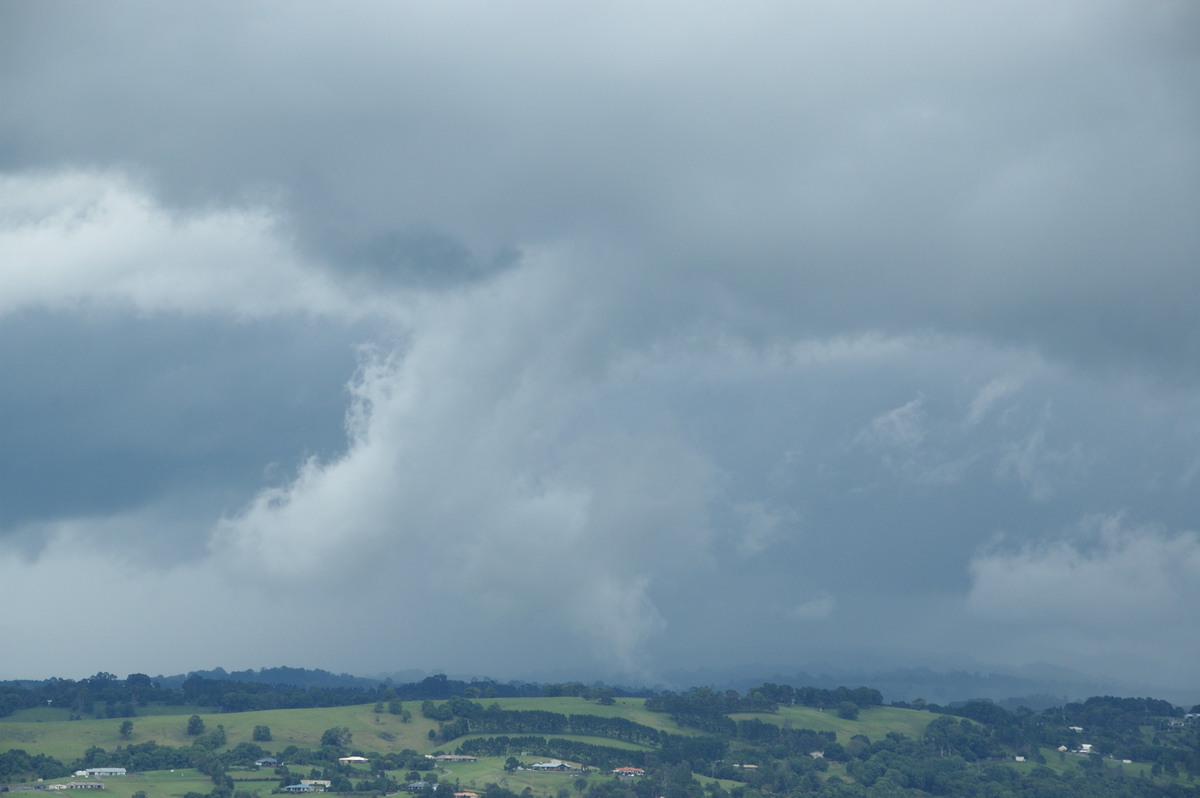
[1,1,1199,697]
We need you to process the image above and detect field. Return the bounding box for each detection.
[1,698,934,767]
[1,697,939,796]
[17,697,1175,795]
[730,704,934,741]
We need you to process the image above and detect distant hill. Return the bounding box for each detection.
[660,659,1200,706]
[153,666,384,691]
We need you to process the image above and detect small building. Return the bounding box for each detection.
[301,781,331,789]
[68,784,104,791]
[283,785,316,793]
[1014,756,1025,762]
[338,756,369,764]
[531,761,573,771]
[612,767,644,777]
[435,755,477,763]
[82,770,126,778]
[255,758,278,767]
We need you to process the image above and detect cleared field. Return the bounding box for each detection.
[0,700,938,766]
[0,696,935,798]
[729,705,934,741]
[473,697,696,734]
[36,769,226,798]
[0,705,438,763]
[426,758,603,796]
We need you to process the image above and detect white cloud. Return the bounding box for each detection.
[0,171,386,320]
[857,397,927,451]
[965,374,1026,427]
[995,425,1091,501]
[967,514,1200,629]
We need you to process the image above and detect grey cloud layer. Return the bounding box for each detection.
[1,1,1198,691]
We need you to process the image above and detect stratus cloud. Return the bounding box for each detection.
[966,515,1200,628]
[0,522,238,678]
[0,171,385,320]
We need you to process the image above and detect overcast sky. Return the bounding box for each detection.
[2,1,1198,697]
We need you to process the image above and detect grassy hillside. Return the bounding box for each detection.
[3,696,1192,798]
[731,704,934,740]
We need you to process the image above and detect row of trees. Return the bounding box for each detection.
[0,671,630,721]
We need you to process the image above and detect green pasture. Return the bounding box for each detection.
[0,704,439,764]
[471,697,696,735]
[729,705,933,741]
[427,759,601,797]
[0,699,934,768]
[448,733,650,755]
[1021,746,1160,782]
[36,769,223,798]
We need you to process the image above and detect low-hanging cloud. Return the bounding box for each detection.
[967,515,1200,627]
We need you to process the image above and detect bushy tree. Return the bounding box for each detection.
[187,715,205,736]
[320,726,352,747]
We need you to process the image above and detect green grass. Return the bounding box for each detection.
[0,704,439,764]
[729,705,934,741]
[470,697,699,734]
[0,700,935,768]
[37,769,228,798]
[12,697,1194,798]
[1,696,926,798]
[426,758,602,797]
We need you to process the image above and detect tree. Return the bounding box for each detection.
[321,726,352,747]
[187,715,206,736]
[836,702,859,720]
[253,725,272,742]
[119,720,134,738]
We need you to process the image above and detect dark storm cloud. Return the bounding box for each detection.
[1,1,1198,692]
[3,1,1197,375]
[0,309,359,534]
